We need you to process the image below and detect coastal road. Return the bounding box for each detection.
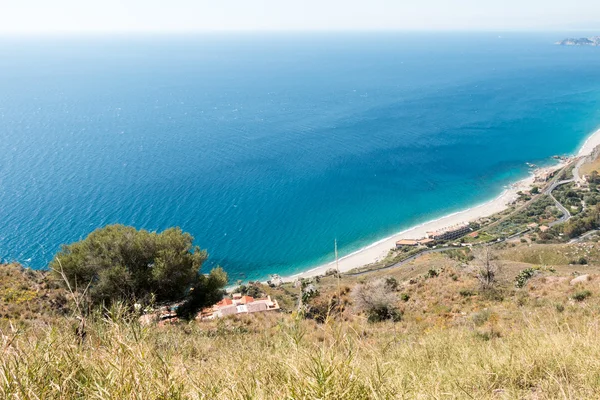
[569,230,599,244]
[344,246,462,276]
[484,159,574,232]
[545,178,573,227]
[543,156,589,227]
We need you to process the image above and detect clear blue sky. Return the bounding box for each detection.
[2,0,600,33]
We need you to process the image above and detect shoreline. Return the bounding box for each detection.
[282,128,600,282]
[578,128,600,157]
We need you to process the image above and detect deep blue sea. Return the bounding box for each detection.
[1,32,599,281]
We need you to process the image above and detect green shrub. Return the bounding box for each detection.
[427,269,439,278]
[515,268,537,288]
[385,277,399,291]
[305,296,343,323]
[50,224,227,317]
[573,290,592,302]
[366,305,403,323]
[235,284,263,298]
[352,279,401,323]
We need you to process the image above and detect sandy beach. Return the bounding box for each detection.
[578,128,600,157]
[286,127,600,281]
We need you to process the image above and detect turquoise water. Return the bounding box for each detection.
[1,32,600,281]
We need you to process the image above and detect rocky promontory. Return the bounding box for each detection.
[556,36,600,46]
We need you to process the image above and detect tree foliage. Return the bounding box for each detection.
[50,225,227,313]
[560,204,600,239]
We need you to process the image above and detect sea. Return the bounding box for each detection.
[1,32,600,281]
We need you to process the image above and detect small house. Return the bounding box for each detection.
[396,239,419,249]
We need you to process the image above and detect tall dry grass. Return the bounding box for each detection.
[2,303,600,399]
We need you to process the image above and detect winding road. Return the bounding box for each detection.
[545,178,573,227]
[569,229,598,244]
[546,157,587,227]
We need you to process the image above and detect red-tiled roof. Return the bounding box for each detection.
[216,298,233,307]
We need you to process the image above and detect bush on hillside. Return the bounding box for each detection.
[473,246,502,291]
[572,290,592,302]
[384,277,399,291]
[234,284,263,298]
[304,294,346,323]
[515,268,537,288]
[352,279,401,323]
[427,269,439,278]
[50,224,227,315]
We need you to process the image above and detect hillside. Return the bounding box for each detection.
[3,242,600,398]
[0,263,70,323]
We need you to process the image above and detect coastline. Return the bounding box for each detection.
[284,128,600,282]
[578,128,600,157]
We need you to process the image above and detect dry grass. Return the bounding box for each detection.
[499,242,600,268]
[4,253,600,399]
[580,153,600,177]
[0,263,70,324]
[3,302,600,399]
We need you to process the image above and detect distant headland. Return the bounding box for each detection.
[556,36,600,46]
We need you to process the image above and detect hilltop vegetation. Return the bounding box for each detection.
[50,224,228,317]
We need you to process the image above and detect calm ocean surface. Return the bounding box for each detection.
[1,33,599,281]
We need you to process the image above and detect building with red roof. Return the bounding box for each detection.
[200,295,280,320]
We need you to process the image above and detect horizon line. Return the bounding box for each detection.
[0,28,598,37]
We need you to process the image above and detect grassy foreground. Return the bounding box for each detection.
[3,247,600,399]
[2,306,600,399]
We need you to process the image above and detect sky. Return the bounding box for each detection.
[1,0,600,34]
